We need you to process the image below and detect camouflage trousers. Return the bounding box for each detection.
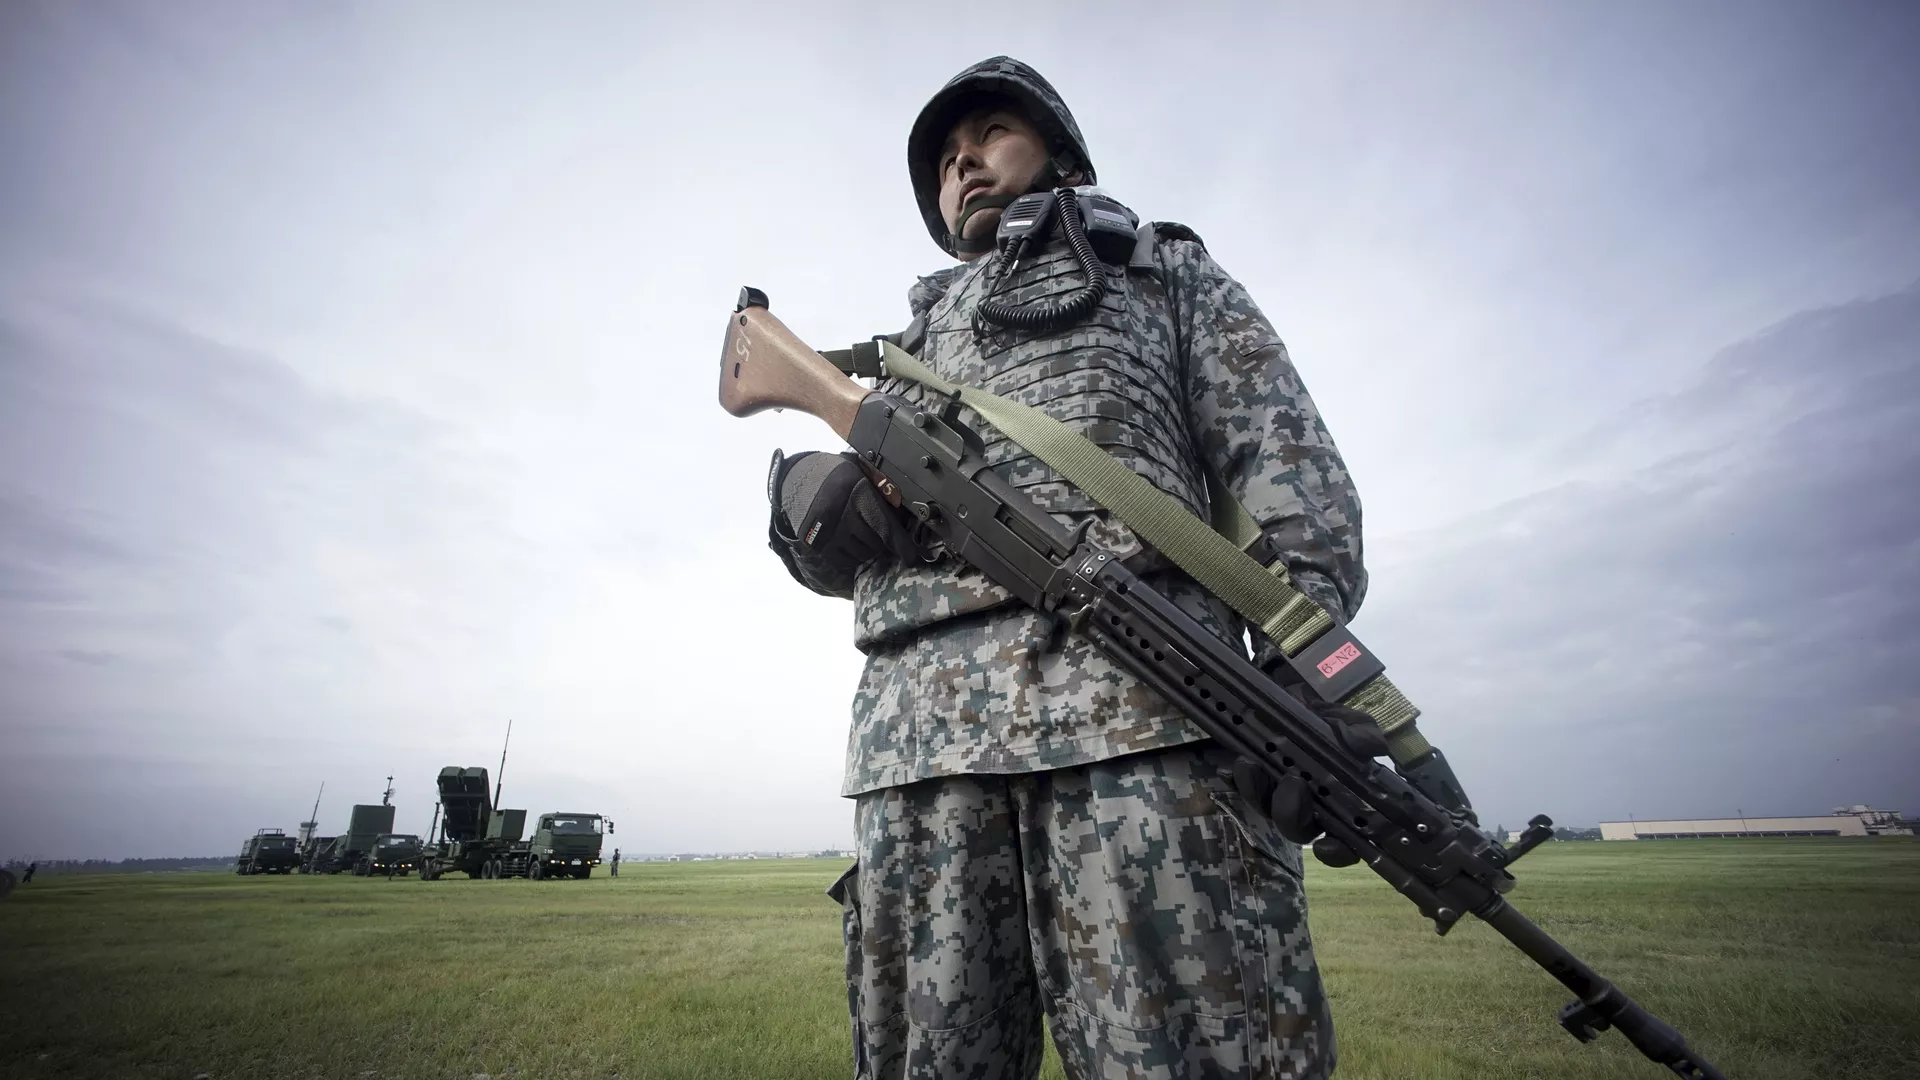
[827,743,1335,1080]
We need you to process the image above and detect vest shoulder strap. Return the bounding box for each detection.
[1129,221,1209,274]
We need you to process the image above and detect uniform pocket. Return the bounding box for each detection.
[827,861,891,1079]
[1220,314,1286,376]
[826,860,858,905]
[1045,999,1251,1080]
[1210,786,1307,885]
[826,866,861,1023]
[1209,791,1334,1080]
[826,860,862,996]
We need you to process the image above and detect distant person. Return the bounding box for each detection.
[609,848,620,877]
[22,862,37,884]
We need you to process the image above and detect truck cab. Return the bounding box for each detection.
[365,833,424,877]
[528,813,605,880]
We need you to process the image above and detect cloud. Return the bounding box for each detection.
[1366,283,1920,827]
[0,285,869,859]
[0,294,482,677]
[2,2,1916,858]
[56,649,117,667]
[0,292,525,853]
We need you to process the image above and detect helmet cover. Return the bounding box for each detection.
[907,56,1097,255]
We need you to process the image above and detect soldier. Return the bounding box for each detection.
[22,862,36,884]
[768,57,1366,1079]
[610,848,620,877]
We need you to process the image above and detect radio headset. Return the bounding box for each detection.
[975,186,1139,334]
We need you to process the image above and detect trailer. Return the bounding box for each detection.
[419,767,530,879]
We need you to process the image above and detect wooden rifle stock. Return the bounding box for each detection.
[717,291,872,441]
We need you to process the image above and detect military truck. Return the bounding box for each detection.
[236,828,300,875]
[419,765,610,880]
[304,802,397,875]
[525,813,607,880]
[361,833,424,877]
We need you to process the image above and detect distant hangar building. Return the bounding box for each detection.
[1601,816,1866,840]
[1600,805,1910,840]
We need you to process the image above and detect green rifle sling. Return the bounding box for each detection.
[877,340,1431,766]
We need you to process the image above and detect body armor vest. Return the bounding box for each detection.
[852,235,1208,649]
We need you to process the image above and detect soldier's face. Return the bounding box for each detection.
[937,104,1050,247]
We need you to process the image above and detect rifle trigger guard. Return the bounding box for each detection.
[1044,601,1094,656]
[908,520,945,563]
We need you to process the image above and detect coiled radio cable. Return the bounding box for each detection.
[975,188,1108,335]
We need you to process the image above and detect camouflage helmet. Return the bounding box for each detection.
[907,56,1096,256]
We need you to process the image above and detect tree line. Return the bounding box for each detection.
[3,857,232,877]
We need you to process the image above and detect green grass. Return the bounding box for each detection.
[0,840,1914,1079]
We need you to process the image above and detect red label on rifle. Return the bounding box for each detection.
[1317,642,1363,678]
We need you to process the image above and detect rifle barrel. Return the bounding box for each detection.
[1481,902,1726,1079]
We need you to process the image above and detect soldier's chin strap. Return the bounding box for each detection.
[943,157,1071,257]
[948,193,1015,256]
[872,340,1485,829]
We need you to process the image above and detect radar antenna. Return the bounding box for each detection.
[297,781,326,848]
[493,719,513,807]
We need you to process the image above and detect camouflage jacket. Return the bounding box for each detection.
[837,225,1367,796]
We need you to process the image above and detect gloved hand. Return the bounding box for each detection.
[768,449,921,598]
[1231,684,1391,869]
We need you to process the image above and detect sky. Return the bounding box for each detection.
[1,1,1916,859]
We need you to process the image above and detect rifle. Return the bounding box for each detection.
[717,287,1728,1079]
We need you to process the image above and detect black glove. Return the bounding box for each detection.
[768,449,921,598]
[1231,684,1391,869]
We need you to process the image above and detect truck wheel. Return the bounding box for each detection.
[529,861,543,881]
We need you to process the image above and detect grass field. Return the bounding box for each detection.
[0,839,1914,1080]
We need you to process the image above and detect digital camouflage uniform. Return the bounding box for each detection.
[795,57,1367,1080]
